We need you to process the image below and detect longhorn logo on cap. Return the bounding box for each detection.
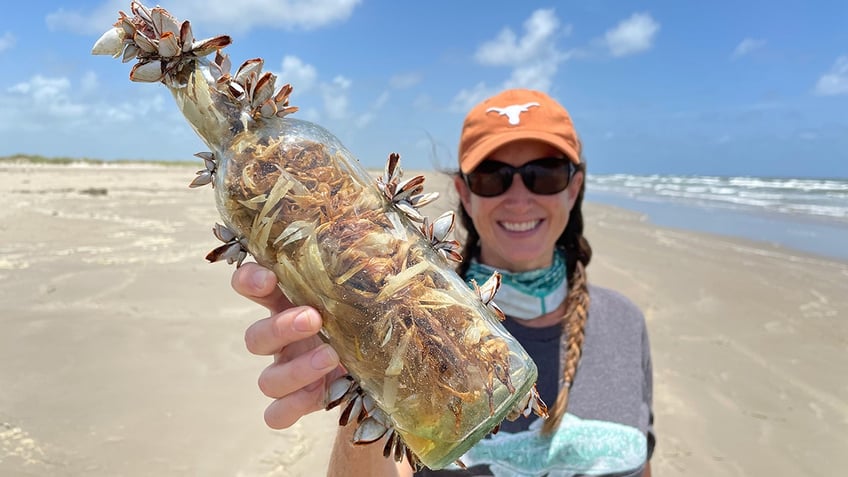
[485,102,540,125]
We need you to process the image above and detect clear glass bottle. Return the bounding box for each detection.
[212,117,539,468]
[93,3,542,469]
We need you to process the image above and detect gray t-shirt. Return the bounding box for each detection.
[416,285,655,477]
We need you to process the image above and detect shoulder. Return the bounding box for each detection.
[587,284,643,315]
[585,285,646,330]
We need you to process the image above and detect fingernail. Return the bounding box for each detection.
[293,310,315,332]
[252,269,274,289]
[311,345,338,370]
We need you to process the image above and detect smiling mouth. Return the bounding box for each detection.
[500,220,541,232]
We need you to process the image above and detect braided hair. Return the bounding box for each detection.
[454,159,592,435]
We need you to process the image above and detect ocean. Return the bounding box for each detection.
[586,174,848,262]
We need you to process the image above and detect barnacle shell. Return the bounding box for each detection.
[91,27,124,57]
[93,2,545,470]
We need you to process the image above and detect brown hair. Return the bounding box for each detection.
[454,160,592,435]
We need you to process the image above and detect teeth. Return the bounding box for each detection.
[501,220,539,232]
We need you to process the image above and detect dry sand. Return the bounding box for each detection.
[0,162,846,476]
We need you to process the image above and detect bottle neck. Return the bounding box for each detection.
[168,58,241,151]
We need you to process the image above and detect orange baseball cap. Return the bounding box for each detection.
[458,88,581,174]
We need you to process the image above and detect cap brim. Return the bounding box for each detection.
[461,130,580,174]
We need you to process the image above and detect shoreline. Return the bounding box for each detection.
[587,200,848,266]
[587,190,848,263]
[5,159,845,264]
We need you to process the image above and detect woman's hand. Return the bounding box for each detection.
[232,262,345,429]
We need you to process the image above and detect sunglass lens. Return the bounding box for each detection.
[524,160,571,194]
[466,158,573,196]
[467,162,511,196]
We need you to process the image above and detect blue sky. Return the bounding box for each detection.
[1,0,847,178]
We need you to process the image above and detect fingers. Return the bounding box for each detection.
[245,306,324,356]
[263,383,326,429]
[258,343,340,398]
[236,263,345,431]
[231,262,292,313]
[258,347,346,430]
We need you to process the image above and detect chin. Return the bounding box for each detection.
[501,251,551,270]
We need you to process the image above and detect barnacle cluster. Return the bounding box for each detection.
[93,2,546,469]
[213,124,533,465]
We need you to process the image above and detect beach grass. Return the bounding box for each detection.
[0,154,198,167]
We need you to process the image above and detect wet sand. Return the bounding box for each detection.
[1,162,846,476]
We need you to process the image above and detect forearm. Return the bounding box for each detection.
[327,422,412,477]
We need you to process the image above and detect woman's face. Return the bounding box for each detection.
[455,139,583,272]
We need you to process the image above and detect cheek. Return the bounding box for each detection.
[464,195,484,222]
[545,194,574,227]
[465,196,498,230]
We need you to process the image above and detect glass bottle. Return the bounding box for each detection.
[93,3,544,469]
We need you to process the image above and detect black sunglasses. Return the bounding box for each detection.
[463,157,576,197]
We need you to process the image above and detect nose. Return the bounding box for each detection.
[502,172,533,201]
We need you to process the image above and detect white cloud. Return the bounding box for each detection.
[279,56,318,93]
[1,73,172,143]
[44,1,123,36]
[604,13,660,57]
[6,76,86,118]
[266,55,386,128]
[322,76,352,120]
[298,106,322,123]
[451,82,494,114]
[455,9,573,110]
[0,70,204,161]
[475,9,564,66]
[47,0,362,35]
[411,94,433,111]
[268,56,358,123]
[731,38,766,59]
[80,71,100,95]
[814,56,848,96]
[0,32,15,53]
[280,62,384,129]
[373,91,390,110]
[354,111,376,129]
[389,73,422,90]
[502,61,559,92]
[354,91,391,128]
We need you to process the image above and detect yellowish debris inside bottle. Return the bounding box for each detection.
[220,131,536,468]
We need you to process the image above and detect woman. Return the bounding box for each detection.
[232,88,655,476]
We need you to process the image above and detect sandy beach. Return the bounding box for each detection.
[1,161,846,476]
